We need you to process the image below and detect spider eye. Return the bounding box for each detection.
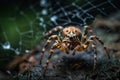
[66,30,68,32]
[75,30,77,32]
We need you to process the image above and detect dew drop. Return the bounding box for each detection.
[50,15,57,22]
[2,42,11,49]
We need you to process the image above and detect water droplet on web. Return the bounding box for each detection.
[6,70,11,74]
[72,3,75,6]
[2,42,11,49]
[41,9,48,15]
[43,24,46,28]
[39,22,43,26]
[15,48,20,55]
[40,0,46,7]
[39,17,44,22]
[50,15,57,22]
[25,50,30,53]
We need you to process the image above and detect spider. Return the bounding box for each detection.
[40,25,110,76]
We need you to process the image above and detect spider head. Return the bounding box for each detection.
[62,26,82,41]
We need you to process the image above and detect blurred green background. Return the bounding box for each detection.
[0,0,45,70]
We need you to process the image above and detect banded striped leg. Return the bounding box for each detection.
[43,26,63,37]
[42,43,57,76]
[95,36,110,59]
[72,40,91,55]
[40,35,60,64]
[91,42,97,70]
[73,37,97,69]
[72,36,95,55]
[81,26,110,59]
[56,43,69,54]
[81,26,94,43]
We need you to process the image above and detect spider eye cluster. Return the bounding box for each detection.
[63,26,81,37]
[64,28,78,33]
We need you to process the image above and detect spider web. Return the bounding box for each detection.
[50,0,120,26]
[0,0,120,54]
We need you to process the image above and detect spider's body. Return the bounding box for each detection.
[40,26,110,76]
[60,26,82,50]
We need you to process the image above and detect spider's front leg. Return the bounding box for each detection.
[40,35,69,64]
[42,43,69,76]
[81,26,94,43]
[72,37,94,55]
[72,37,97,69]
[82,26,110,59]
[42,43,57,76]
[40,35,60,64]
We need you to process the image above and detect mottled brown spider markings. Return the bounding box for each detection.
[40,26,110,76]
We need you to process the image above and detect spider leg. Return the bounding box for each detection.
[81,26,110,59]
[40,35,60,64]
[72,39,92,55]
[91,42,97,70]
[57,43,69,54]
[43,26,63,37]
[81,26,94,43]
[42,43,57,76]
[73,36,98,70]
[91,36,110,59]
[42,43,69,76]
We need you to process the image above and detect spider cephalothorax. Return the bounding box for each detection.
[39,25,110,76]
[61,26,82,50]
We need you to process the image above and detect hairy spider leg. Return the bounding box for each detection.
[72,36,97,69]
[42,43,57,76]
[42,43,69,76]
[93,36,110,59]
[81,26,94,43]
[40,35,60,64]
[89,36,111,69]
[91,42,97,70]
[72,36,95,55]
[89,36,110,69]
[81,26,110,58]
